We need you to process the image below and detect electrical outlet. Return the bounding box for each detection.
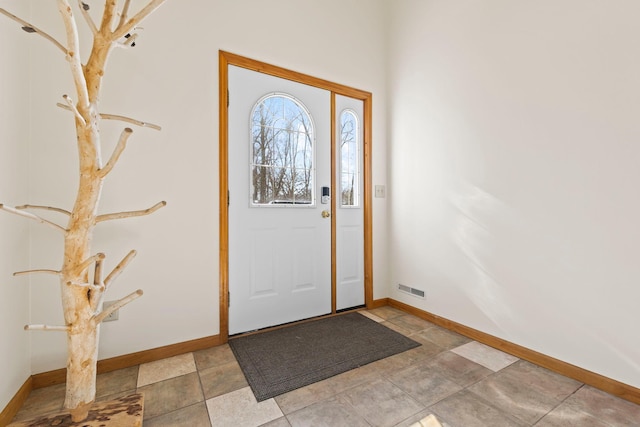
[375,185,385,198]
[102,300,119,322]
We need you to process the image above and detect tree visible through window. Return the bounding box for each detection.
[340,110,359,206]
[251,94,314,205]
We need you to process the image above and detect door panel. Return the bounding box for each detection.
[228,65,331,334]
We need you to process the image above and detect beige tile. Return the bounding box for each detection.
[563,385,640,426]
[287,396,371,427]
[358,344,432,378]
[275,364,378,414]
[424,351,492,388]
[199,360,248,399]
[429,390,526,427]
[137,352,197,387]
[261,417,292,427]
[96,366,138,399]
[500,360,582,401]
[194,344,237,371]
[468,371,565,424]
[274,383,328,415]
[451,341,518,372]
[338,378,425,427]
[368,306,405,320]
[387,363,462,407]
[387,315,435,333]
[536,403,611,427]
[464,360,581,425]
[394,409,452,427]
[382,320,415,336]
[144,402,212,427]
[12,382,66,422]
[359,310,385,322]
[400,334,445,359]
[313,365,379,399]
[409,414,447,427]
[413,326,471,350]
[206,387,282,427]
[138,372,204,420]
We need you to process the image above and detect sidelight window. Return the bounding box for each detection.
[339,109,359,207]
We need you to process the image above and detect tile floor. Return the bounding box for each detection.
[12,307,640,426]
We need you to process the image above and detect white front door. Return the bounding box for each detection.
[228,65,332,334]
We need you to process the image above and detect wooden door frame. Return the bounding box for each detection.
[219,51,373,342]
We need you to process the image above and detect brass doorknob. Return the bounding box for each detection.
[321,210,331,218]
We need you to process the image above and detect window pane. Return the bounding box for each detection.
[251,94,315,206]
[340,110,359,207]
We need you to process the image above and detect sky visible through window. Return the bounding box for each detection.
[251,94,314,205]
[340,110,359,207]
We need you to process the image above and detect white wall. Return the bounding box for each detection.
[388,0,640,388]
[4,0,640,407]
[21,0,390,373]
[0,1,31,410]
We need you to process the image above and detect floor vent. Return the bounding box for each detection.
[398,284,425,298]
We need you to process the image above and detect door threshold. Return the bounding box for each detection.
[229,307,365,339]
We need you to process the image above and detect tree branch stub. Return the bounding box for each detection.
[15,204,72,216]
[77,1,98,35]
[104,250,137,288]
[76,253,105,278]
[0,203,67,233]
[0,7,68,54]
[112,0,167,40]
[63,94,86,126]
[99,127,133,177]
[57,0,90,109]
[56,103,161,130]
[93,256,104,286]
[96,201,167,223]
[117,32,138,48]
[94,289,143,324]
[89,282,106,312]
[118,0,134,29]
[14,269,61,277]
[25,324,70,332]
[101,112,161,130]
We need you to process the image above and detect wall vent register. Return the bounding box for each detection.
[398,283,425,298]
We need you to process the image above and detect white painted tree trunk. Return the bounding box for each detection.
[0,1,168,422]
[61,157,103,419]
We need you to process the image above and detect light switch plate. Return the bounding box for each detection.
[102,301,119,322]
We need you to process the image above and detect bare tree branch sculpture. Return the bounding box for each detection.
[1,1,167,422]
